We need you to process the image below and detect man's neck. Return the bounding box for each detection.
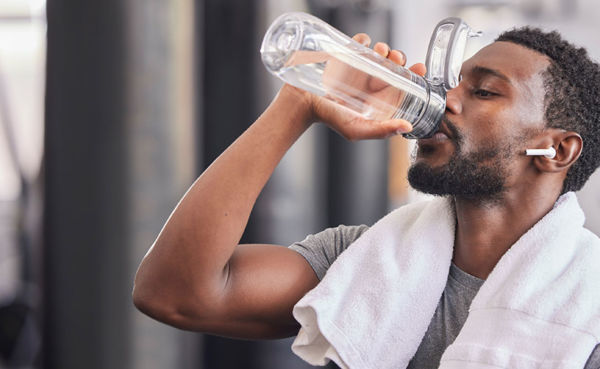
[452,191,560,279]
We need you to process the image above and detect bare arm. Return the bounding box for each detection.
[133,86,320,338]
[132,35,421,339]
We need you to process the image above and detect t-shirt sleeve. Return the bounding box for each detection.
[584,343,600,369]
[288,224,370,280]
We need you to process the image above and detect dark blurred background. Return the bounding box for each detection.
[1,0,599,368]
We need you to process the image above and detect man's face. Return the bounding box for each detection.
[408,41,550,200]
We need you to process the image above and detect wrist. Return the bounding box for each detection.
[272,84,315,128]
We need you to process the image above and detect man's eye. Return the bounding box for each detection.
[474,89,495,97]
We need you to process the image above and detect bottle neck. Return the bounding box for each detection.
[402,84,445,139]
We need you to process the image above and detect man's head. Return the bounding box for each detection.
[408,27,600,200]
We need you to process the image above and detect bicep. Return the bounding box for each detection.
[195,244,319,339]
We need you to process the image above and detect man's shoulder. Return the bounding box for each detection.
[289,224,370,280]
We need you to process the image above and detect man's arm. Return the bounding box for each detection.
[132,35,420,339]
[133,86,321,339]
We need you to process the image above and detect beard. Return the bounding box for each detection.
[407,121,514,201]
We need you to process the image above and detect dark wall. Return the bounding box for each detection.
[44,0,130,368]
[202,0,258,169]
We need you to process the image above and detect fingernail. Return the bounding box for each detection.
[398,50,406,63]
[396,125,412,135]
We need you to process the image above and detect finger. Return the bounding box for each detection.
[352,33,372,47]
[345,118,413,140]
[408,63,427,77]
[373,42,390,58]
[382,119,413,136]
[388,50,406,66]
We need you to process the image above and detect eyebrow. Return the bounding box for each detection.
[469,65,512,84]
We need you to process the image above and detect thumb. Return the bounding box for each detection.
[408,63,426,77]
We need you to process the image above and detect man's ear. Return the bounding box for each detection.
[531,130,582,173]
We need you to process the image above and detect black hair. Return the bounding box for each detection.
[497,27,600,193]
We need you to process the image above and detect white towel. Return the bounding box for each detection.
[292,197,456,368]
[291,192,600,368]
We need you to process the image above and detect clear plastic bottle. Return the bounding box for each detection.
[260,12,478,139]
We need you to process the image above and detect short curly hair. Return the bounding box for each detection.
[496,28,600,193]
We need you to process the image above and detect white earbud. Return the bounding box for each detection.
[525,147,556,159]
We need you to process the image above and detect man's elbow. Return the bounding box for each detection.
[132,277,219,331]
[132,250,230,330]
[133,285,189,329]
[132,282,157,317]
[132,281,175,322]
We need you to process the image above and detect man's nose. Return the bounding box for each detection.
[445,87,462,115]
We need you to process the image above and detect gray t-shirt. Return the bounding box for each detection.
[289,224,600,369]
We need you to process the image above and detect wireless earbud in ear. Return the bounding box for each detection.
[525,147,556,159]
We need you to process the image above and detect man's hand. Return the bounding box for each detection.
[280,33,426,141]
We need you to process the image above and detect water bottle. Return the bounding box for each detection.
[260,12,480,139]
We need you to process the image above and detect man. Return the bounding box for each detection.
[132,26,600,368]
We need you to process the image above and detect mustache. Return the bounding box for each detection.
[442,116,459,137]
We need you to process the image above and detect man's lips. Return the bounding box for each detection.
[437,119,455,139]
[418,119,454,145]
[427,131,450,142]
